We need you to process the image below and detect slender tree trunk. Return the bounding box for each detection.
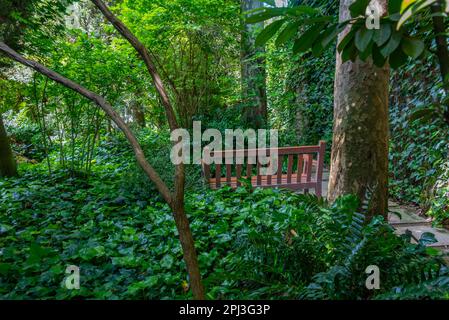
[328,0,390,220]
[89,0,205,299]
[131,101,146,128]
[0,39,205,299]
[295,84,308,142]
[241,0,268,129]
[171,199,205,299]
[0,113,17,178]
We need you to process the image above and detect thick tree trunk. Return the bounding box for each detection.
[241,0,268,129]
[328,0,390,220]
[0,114,17,178]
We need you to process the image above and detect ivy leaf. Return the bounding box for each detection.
[419,232,438,246]
[127,276,158,296]
[401,37,425,58]
[255,19,286,47]
[161,254,174,269]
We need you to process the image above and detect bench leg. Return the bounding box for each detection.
[316,184,322,198]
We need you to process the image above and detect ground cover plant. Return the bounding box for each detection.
[1,0,448,301]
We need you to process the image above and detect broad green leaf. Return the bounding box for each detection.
[359,41,374,61]
[401,37,425,58]
[338,28,356,53]
[341,42,357,62]
[389,46,409,68]
[312,39,324,57]
[292,24,324,54]
[302,16,334,25]
[380,31,402,57]
[372,44,388,67]
[355,27,374,52]
[409,107,437,121]
[246,11,279,24]
[285,5,319,16]
[321,24,345,49]
[373,23,392,47]
[275,21,300,46]
[389,0,403,14]
[255,19,287,47]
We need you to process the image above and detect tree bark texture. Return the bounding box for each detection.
[328,0,390,220]
[0,113,17,178]
[241,0,268,129]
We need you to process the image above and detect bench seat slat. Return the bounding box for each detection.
[208,173,316,189]
[204,142,326,196]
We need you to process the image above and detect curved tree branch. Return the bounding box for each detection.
[91,0,179,131]
[0,41,173,205]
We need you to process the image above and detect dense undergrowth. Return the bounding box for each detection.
[389,60,449,225]
[1,158,449,300]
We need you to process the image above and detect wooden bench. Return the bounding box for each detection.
[201,141,326,197]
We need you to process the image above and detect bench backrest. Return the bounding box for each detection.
[201,141,326,197]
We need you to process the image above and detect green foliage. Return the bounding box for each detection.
[248,0,445,70]
[389,58,449,224]
[1,162,448,299]
[266,45,334,155]
[6,120,49,162]
[1,0,448,302]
